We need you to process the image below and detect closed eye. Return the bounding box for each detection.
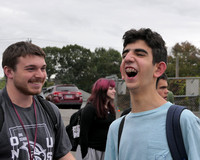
[122,49,129,58]
[122,48,148,58]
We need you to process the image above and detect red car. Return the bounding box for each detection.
[44,84,83,109]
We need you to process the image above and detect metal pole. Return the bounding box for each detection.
[176,55,179,77]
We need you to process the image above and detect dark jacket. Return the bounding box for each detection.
[80,102,115,158]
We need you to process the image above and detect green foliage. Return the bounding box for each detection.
[42,41,200,93]
[0,77,6,89]
[168,79,186,95]
[93,48,122,79]
[43,47,61,81]
[43,81,55,88]
[43,44,122,92]
[167,41,200,77]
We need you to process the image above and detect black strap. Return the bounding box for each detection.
[36,95,58,131]
[118,105,188,160]
[0,94,58,133]
[118,116,126,157]
[0,105,3,132]
[166,105,188,160]
[0,90,3,132]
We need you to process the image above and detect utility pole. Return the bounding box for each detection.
[176,54,179,77]
[27,38,32,43]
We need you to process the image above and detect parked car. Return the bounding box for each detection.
[44,84,83,109]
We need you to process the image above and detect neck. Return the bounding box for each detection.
[6,85,33,108]
[129,88,167,113]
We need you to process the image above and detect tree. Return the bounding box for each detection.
[55,44,95,92]
[167,41,200,77]
[43,47,61,81]
[0,77,6,89]
[166,55,177,77]
[92,48,122,79]
[43,45,122,92]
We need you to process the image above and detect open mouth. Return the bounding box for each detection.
[125,68,138,78]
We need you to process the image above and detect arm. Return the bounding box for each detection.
[59,152,76,160]
[180,110,200,159]
[80,104,96,158]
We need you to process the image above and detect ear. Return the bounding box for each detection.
[3,66,14,79]
[153,62,167,78]
[120,64,124,80]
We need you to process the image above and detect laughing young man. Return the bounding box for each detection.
[105,28,200,160]
[0,42,75,160]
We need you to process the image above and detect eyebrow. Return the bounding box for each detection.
[24,64,47,68]
[122,48,148,55]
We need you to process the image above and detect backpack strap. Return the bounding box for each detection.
[36,95,58,131]
[0,93,58,132]
[0,92,3,132]
[118,115,126,157]
[166,105,188,160]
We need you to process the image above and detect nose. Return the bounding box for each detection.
[165,89,169,94]
[124,50,134,62]
[35,69,46,78]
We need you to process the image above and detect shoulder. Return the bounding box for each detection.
[35,95,60,116]
[180,109,200,126]
[83,102,96,112]
[109,116,124,132]
[179,108,200,137]
[48,101,60,115]
[121,108,131,117]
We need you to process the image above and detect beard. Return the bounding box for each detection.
[13,77,45,95]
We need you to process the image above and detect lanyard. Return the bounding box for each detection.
[12,98,38,160]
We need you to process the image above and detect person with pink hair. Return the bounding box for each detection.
[76,78,116,160]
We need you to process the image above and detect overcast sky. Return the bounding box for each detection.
[1,0,200,77]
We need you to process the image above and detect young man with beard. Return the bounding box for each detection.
[105,28,200,160]
[0,41,75,160]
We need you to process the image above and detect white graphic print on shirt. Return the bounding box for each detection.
[9,123,53,160]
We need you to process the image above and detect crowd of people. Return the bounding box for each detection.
[0,28,200,160]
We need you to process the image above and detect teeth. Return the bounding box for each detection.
[125,68,136,73]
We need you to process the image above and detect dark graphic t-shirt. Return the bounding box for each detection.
[0,93,71,160]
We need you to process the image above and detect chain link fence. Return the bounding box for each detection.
[168,77,200,112]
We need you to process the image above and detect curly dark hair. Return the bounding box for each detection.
[122,28,167,64]
[156,73,168,88]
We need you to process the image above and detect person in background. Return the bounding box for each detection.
[0,41,75,160]
[156,72,169,100]
[156,73,174,103]
[167,90,174,104]
[76,78,116,160]
[105,28,200,160]
[121,72,174,117]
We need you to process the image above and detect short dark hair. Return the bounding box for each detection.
[2,41,45,71]
[122,28,167,64]
[156,73,168,88]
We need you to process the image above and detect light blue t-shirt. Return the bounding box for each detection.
[105,102,200,160]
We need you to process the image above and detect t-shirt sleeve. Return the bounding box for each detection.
[180,109,200,159]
